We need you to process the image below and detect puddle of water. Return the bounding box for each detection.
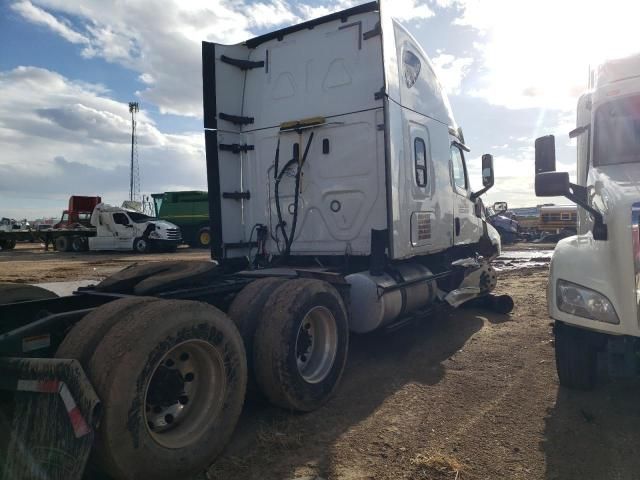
[493,250,553,271]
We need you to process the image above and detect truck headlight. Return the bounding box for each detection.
[557,279,619,324]
[149,231,161,239]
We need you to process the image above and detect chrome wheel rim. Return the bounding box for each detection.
[136,239,146,252]
[295,306,338,383]
[144,340,226,449]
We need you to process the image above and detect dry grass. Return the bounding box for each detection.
[411,452,465,479]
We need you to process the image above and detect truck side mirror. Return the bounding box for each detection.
[535,171,570,197]
[481,154,494,188]
[471,154,494,201]
[535,135,556,173]
[493,201,507,213]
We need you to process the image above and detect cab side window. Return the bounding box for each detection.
[113,213,130,225]
[450,145,468,192]
[414,137,427,187]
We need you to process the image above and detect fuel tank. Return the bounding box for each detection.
[346,263,437,333]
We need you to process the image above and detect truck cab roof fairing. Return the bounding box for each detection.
[390,18,457,129]
[243,2,379,49]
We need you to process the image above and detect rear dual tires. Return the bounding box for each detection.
[55,236,88,252]
[95,260,218,295]
[228,277,287,398]
[56,298,247,480]
[0,283,58,304]
[0,239,16,250]
[253,278,349,412]
[71,236,88,252]
[54,236,71,252]
[555,321,600,390]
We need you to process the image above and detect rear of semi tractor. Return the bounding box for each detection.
[0,3,511,479]
[535,53,640,389]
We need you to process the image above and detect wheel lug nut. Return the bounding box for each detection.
[184,372,195,382]
[179,395,189,405]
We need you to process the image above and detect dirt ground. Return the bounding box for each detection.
[2,242,640,480]
[0,242,210,283]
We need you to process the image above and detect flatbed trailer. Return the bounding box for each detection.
[0,230,31,250]
[0,228,96,252]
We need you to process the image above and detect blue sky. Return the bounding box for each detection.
[1,0,638,220]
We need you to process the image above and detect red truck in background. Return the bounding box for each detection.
[53,196,101,229]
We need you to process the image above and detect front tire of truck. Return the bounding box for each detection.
[133,236,149,253]
[554,321,598,390]
[84,299,247,480]
[254,278,349,412]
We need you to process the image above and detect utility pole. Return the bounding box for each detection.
[129,102,140,202]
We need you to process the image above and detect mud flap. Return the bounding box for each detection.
[0,358,100,480]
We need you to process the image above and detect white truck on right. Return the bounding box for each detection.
[535,53,640,389]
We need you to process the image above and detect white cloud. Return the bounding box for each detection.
[12,0,296,117]
[247,0,299,27]
[387,0,434,21]
[430,53,473,94]
[11,0,441,116]
[0,67,206,218]
[296,0,357,20]
[449,0,640,110]
[10,1,89,45]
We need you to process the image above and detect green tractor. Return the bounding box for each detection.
[151,191,211,248]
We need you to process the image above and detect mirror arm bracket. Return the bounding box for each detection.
[566,182,607,241]
[470,186,491,201]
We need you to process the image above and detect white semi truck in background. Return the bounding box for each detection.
[0,203,181,253]
[536,53,640,389]
[0,3,512,479]
[87,203,182,253]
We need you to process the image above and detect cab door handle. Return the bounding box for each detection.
[455,217,461,236]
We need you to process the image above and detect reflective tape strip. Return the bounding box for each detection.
[17,379,60,393]
[59,383,91,438]
[15,379,91,438]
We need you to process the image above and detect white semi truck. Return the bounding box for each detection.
[535,53,640,389]
[0,3,511,479]
[0,205,181,253]
[87,203,182,253]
